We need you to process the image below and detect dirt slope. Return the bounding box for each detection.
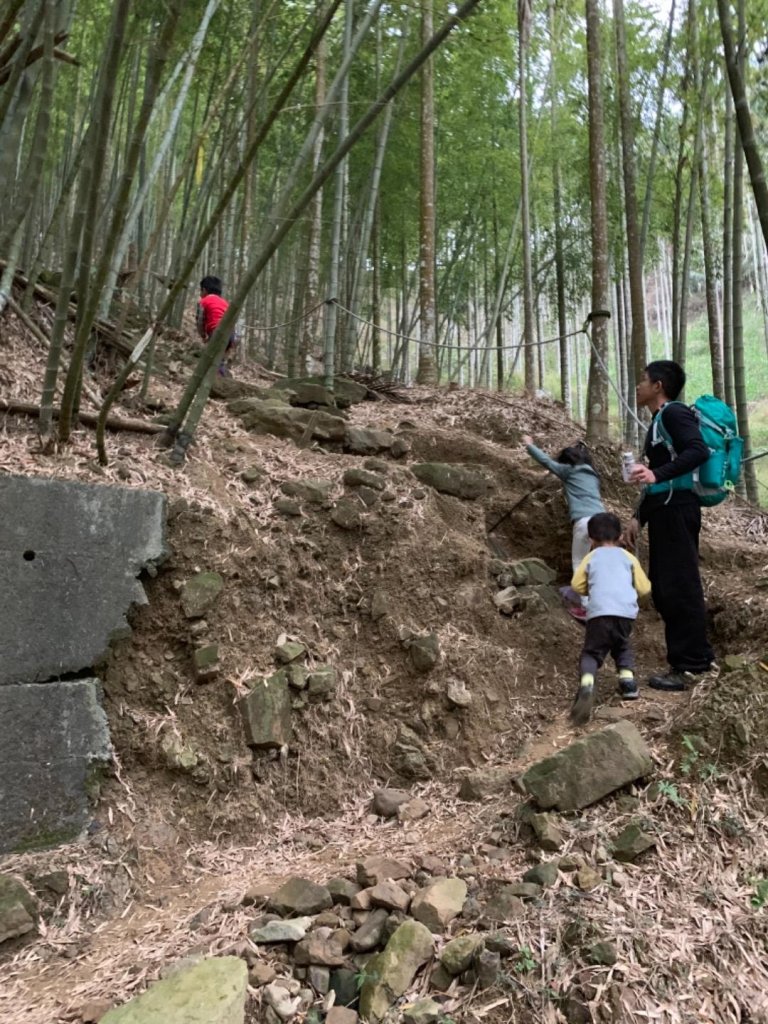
[1,306,768,1024]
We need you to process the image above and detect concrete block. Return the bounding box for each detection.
[0,680,112,853]
[0,475,166,685]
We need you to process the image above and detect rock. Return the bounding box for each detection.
[326,1009,358,1024]
[458,766,516,801]
[446,679,472,708]
[294,935,346,967]
[363,458,390,473]
[356,486,379,507]
[160,732,199,773]
[307,964,330,995]
[493,587,522,615]
[275,498,302,516]
[329,968,359,1008]
[612,823,656,862]
[482,888,525,924]
[358,920,434,1022]
[240,466,266,484]
[33,871,69,898]
[285,664,307,690]
[180,572,224,620]
[331,498,363,530]
[343,468,386,491]
[306,666,337,700]
[327,878,361,905]
[275,641,307,664]
[268,878,332,916]
[576,865,603,891]
[504,558,557,586]
[440,934,484,975]
[239,674,292,750]
[409,878,467,933]
[100,956,247,1024]
[530,813,565,851]
[522,861,558,887]
[402,998,441,1024]
[522,721,653,811]
[391,725,436,780]
[485,932,516,957]
[250,917,312,943]
[410,463,490,500]
[344,427,395,455]
[284,376,368,407]
[398,798,429,823]
[349,907,389,952]
[588,941,618,966]
[369,881,411,913]
[0,875,36,944]
[429,963,453,992]
[288,383,336,408]
[390,437,410,459]
[280,479,334,504]
[249,963,276,986]
[505,882,542,900]
[476,949,501,989]
[370,592,391,622]
[418,855,446,876]
[357,856,411,887]
[80,999,114,1022]
[350,889,372,910]
[192,644,219,681]
[407,634,441,673]
[722,654,749,673]
[264,981,302,1021]
[372,788,410,818]
[232,398,346,444]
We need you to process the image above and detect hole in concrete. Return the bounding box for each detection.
[23,550,36,561]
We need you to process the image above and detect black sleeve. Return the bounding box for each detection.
[652,403,710,483]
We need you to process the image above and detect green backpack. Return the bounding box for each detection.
[646,395,743,507]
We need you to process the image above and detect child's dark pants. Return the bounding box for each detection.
[579,615,635,676]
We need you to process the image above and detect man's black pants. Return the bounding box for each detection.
[580,615,635,676]
[647,501,714,673]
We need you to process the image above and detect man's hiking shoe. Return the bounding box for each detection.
[648,671,695,692]
[617,677,639,700]
[569,684,594,726]
[567,605,587,622]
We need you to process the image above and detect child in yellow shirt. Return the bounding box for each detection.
[569,512,651,725]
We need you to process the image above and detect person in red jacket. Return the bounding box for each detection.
[196,275,237,375]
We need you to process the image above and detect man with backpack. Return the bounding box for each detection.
[624,360,716,691]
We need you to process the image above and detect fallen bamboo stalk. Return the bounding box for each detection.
[0,397,164,434]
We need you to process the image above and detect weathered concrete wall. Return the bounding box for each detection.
[0,680,111,852]
[0,475,166,684]
[0,475,166,853]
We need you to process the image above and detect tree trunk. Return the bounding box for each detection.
[417,0,438,385]
[585,0,610,440]
[518,0,536,392]
[722,83,736,407]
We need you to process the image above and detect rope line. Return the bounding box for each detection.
[241,299,327,332]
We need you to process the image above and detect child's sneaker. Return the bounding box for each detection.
[567,605,587,622]
[617,676,639,700]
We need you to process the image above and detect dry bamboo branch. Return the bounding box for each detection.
[0,397,164,434]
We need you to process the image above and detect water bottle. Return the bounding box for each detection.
[621,452,636,483]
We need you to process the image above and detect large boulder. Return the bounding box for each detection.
[522,721,653,811]
[238,673,292,749]
[358,921,434,1022]
[100,956,247,1024]
[229,398,346,443]
[344,426,395,455]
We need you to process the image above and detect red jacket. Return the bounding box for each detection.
[198,293,229,337]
